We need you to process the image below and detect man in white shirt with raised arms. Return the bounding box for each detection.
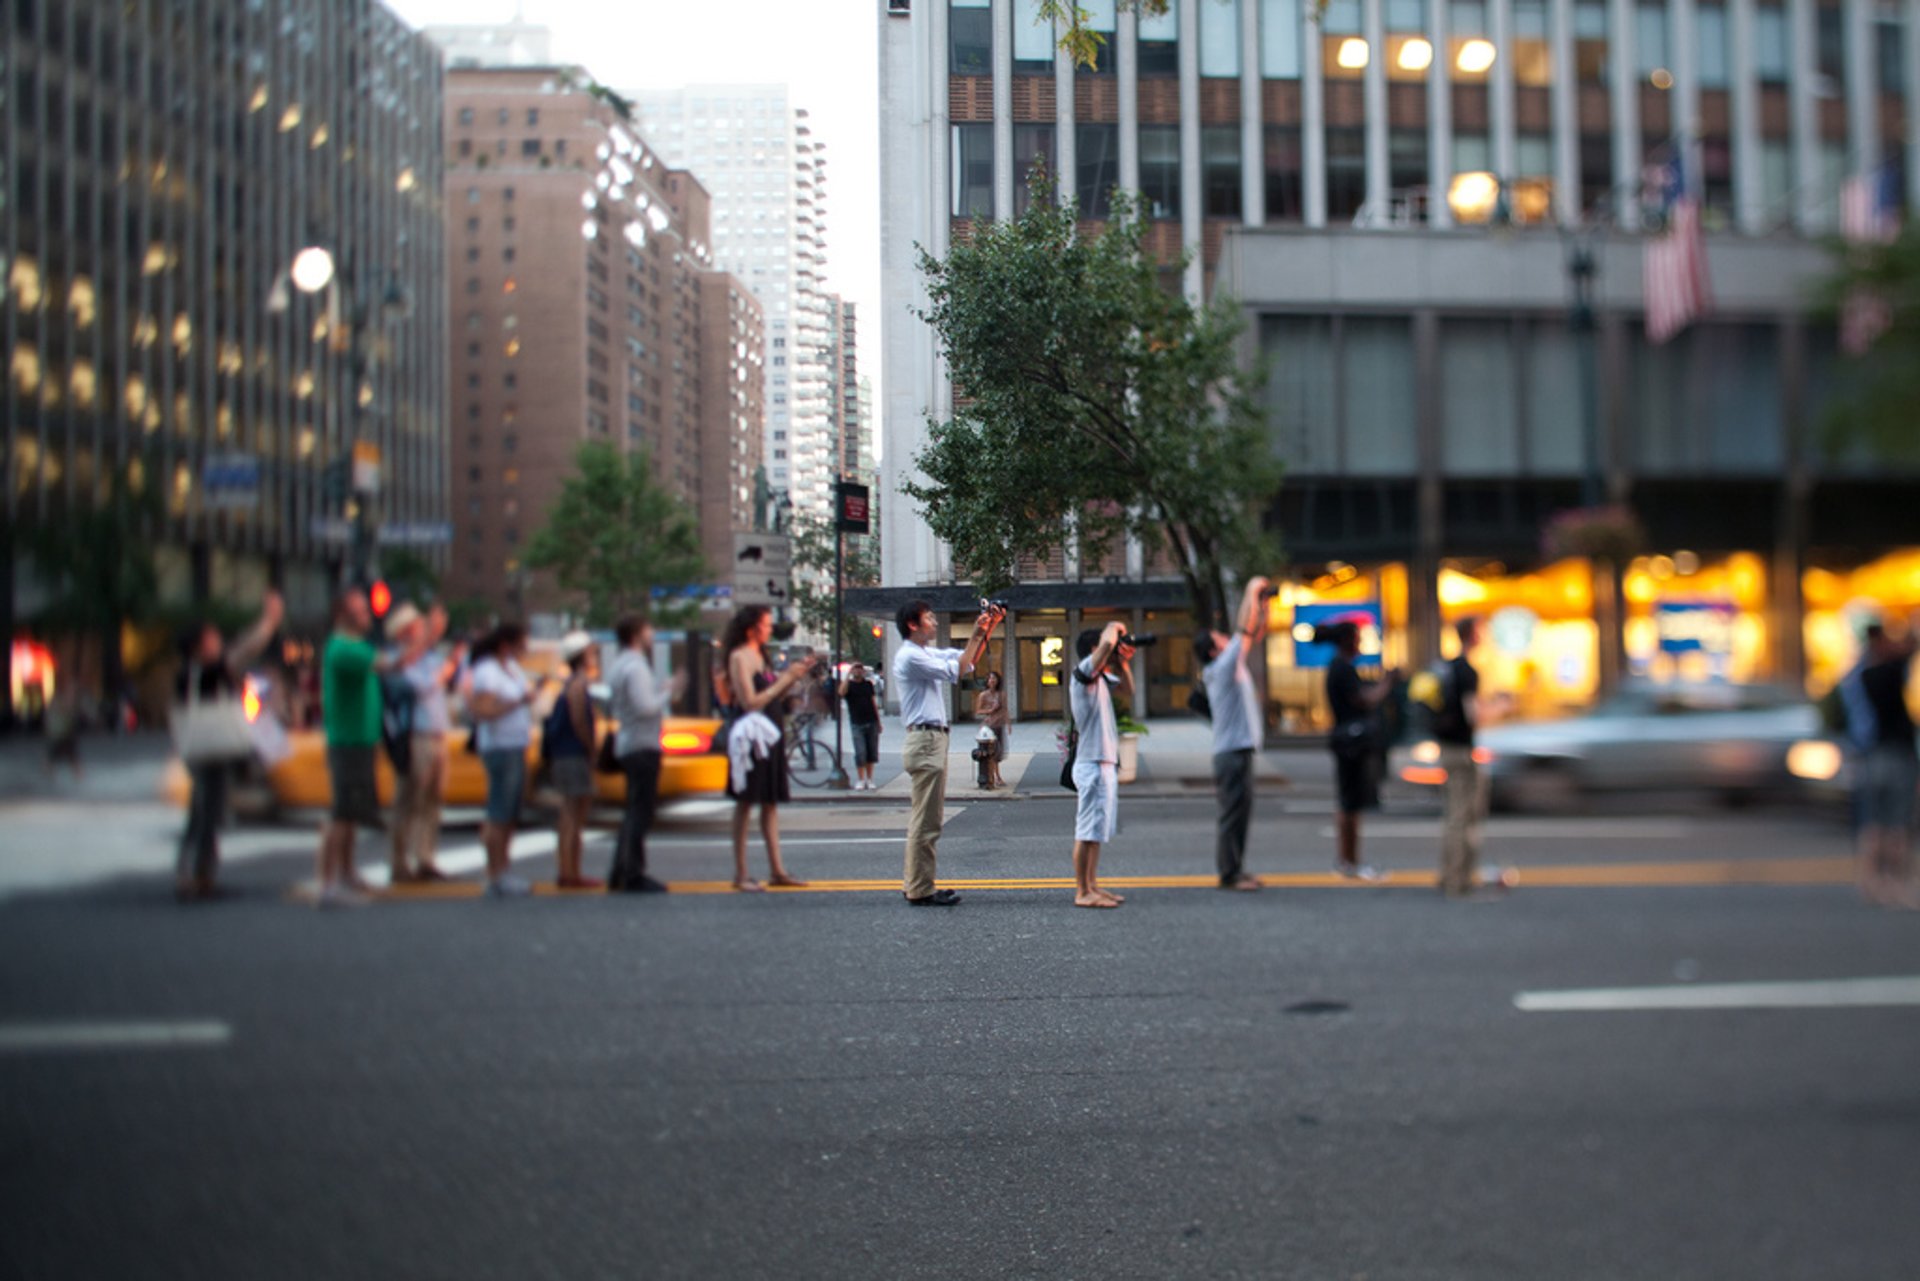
[1193,577,1272,892]
[892,598,1005,907]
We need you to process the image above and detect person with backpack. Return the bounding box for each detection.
[1192,576,1273,892]
[1433,616,1495,898]
[547,631,602,890]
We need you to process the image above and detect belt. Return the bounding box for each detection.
[907,723,949,734]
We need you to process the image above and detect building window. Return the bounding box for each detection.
[1200,0,1241,76]
[952,123,994,218]
[1512,0,1551,86]
[1322,0,1365,80]
[1754,3,1788,84]
[1635,1,1669,79]
[1138,0,1178,76]
[1440,319,1520,475]
[1264,126,1303,222]
[527,108,539,126]
[522,139,541,157]
[1202,127,1241,218]
[466,216,480,232]
[1261,0,1302,77]
[950,0,992,76]
[1013,124,1056,215]
[1139,126,1181,220]
[1879,12,1907,94]
[1326,127,1366,223]
[1696,1,1729,88]
[1342,318,1417,476]
[459,107,474,125]
[1013,0,1054,72]
[1574,0,1609,85]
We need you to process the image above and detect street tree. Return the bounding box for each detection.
[788,512,882,665]
[525,442,708,627]
[1038,1,1171,68]
[905,183,1282,628]
[1818,224,1920,464]
[378,547,441,612]
[24,456,163,709]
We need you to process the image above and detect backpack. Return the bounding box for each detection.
[380,671,416,776]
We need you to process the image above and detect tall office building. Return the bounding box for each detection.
[872,0,1920,727]
[4,0,446,693]
[826,296,869,484]
[631,86,838,525]
[436,63,763,615]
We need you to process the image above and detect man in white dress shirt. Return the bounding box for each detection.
[892,599,1005,906]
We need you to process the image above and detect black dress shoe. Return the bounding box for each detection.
[905,889,962,907]
[609,875,669,894]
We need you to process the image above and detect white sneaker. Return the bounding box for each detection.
[1335,863,1386,883]
[314,883,370,909]
[485,874,533,898]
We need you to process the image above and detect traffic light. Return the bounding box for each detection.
[870,624,884,640]
[369,579,392,619]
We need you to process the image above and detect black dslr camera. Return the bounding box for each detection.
[1119,633,1158,648]
[980,598,1010,613]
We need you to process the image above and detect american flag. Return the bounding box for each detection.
[1839,166,1901,356]
[1642,152,1712,345]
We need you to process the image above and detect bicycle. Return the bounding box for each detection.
[785,707,842,789]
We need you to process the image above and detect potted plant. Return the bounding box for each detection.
[1115,715,1149,784]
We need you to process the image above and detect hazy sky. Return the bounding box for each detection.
[387,0,884,397]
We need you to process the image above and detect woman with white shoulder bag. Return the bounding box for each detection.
[172,589,283,901]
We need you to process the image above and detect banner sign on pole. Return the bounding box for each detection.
[835,481,871,535]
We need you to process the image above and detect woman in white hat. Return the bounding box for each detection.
[549,630,602,889]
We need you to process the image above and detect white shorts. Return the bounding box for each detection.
[1072,760,1118,843]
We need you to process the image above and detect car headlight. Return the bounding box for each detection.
[1786,740,1842,782]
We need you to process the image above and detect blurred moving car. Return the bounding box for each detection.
[165,643,726,817]
[1391,682,1827,811]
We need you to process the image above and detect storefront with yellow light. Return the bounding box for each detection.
[1263,562,1411,733]
[1434,558,1600,718]
[1620,550,1771,686]
[1802,548,1920,696]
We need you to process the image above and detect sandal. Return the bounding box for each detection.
[767,874,809,888]
[733,878,766,893]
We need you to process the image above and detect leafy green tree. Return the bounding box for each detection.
[789,512,882,663]
[1817,225,1920,464]
[25,458,163,705]
[1038,1,1171,68]
[378,547,441,612]
[905,183,1282,628]
[525,442,708,627]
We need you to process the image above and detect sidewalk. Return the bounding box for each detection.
[0,729,175,805]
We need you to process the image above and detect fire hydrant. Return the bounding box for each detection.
[971,725,997,788]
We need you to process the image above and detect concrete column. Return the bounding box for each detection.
[1550,0,1578,222]
[1672,0,1701,155]
[1428,0,1454,227]
[929,0,955,583]
[1787,0,1820,230]
[1909,0,1920,211]
[1180,0,1206,299]
[1363,0,1390,223]
[1119,7,1142,193]
[1304,1,1329,224]
[1490,0,1517,184]
[1242,0,1266,225]
[1608,0,1642,227]
[1056,7,1077,207]
[1130,606,1151,723]
[1002,608,1021,721]
[1729,0,1764,231]
[994,0,1015,220]
[1844,0,1877,173]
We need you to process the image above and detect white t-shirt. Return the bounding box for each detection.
[1203,635,1262,755]
[469,656,531,752]
[1070,655,1120,765]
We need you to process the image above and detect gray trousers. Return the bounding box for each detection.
[1213,748,1255,884]
[177,762,230,885]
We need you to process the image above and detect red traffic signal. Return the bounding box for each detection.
[870,624,884,639]
[369,580,392,618]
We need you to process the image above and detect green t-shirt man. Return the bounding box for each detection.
[321,631,383,748]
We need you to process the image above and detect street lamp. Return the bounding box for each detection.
[289,245,336,295]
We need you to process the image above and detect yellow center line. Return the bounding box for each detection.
[358,857,1855,902]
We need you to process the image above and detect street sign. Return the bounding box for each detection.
[310,516,353,543]
[732,532,791,607]
[352,441,382,495]
[202,453,261,512]
[836,480,871,534]
[378,522,453,547]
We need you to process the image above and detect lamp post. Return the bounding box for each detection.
[1564,230,1603,510]
[824,474,851,791]
[281,244,411,592]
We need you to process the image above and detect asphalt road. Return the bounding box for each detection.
[2,785,1917,1280]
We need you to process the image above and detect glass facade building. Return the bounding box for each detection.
[4,0,448,630]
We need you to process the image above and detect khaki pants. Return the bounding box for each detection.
[902,728,950,898]
[393,732,447,872]
[1439,744,1487,894]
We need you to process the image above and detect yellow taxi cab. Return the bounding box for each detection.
[165,642,726,816]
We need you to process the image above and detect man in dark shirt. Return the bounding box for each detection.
[1853,625,1917,907]
[1434,617,1490,897]
[1324,621,1395,882]
[838,663,883,791]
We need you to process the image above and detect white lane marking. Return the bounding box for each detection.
[1514,976,1920,1013]
[0,1020,232,1054]
[1315,819,1698,840]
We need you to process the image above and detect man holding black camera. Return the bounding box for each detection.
[1193,577,1273,892]
[892,599,1006,906]
[1069,622,1137,909]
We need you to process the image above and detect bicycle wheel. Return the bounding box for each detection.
[786,733,839,789]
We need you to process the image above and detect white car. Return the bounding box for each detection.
[1393,682,1825,812]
